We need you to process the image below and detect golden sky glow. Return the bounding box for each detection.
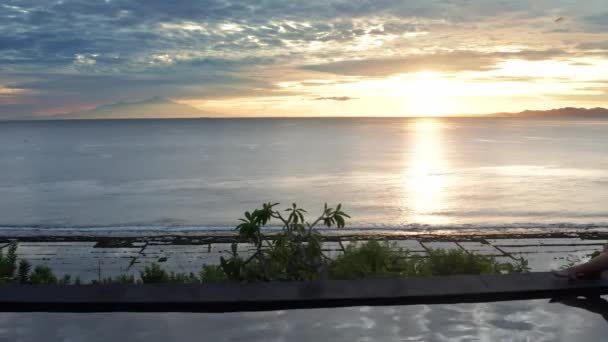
[185,57,608,117]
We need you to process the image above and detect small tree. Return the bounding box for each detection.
[0,242,18,283]
[17,259,31,284]
[220,202,350,282]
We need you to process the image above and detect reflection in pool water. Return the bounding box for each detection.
[2,298,608,342]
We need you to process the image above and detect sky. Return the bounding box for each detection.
[0,0,607,118]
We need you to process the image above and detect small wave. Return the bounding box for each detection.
[0,222,607,237]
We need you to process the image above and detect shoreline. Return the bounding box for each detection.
[2,227,608,246]
[3,228,607,283]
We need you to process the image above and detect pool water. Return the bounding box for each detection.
[1,299,607,342]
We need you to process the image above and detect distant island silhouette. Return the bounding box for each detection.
[482,107,608,118]
[19,99,608,120]
[49,97,214,119]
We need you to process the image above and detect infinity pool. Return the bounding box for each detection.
[2,298,608,342]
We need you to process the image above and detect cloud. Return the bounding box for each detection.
[303,52,495,76]
[0,58,286,117]
[0,0,607,117]
[302,50,570,76]
[582,12,608,32]
[314,96,355,101]
[547,86,608,103]
[577,41,608,50]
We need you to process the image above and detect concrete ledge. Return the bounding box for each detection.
[1,272,608,313]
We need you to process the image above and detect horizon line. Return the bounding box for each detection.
[2,105,606,122]
[2,114,608,122]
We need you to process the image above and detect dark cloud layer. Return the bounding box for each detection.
[314,96,355,101]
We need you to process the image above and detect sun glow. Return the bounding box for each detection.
[406,71,456,117]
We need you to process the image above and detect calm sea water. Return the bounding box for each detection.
[1,117,607,233]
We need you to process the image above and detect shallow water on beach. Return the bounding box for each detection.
[1,117,608,233]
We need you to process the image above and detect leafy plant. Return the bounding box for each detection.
[29,265,58,284]
[58,274,72,285]
[221,202,350,282]
[0,242,18,282]
[330,240,413,279]
[416,248,520,276]
[0,242,63,284]
[140,263,169,283]
[331,241,530,279]
[167,272,199,284]
[200,264,227,283]
[499,257,530,273]
[17,259,31,284]
[93,274,138,284]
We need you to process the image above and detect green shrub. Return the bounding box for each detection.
[418,248,501,276]
[0,243,18,282]
[330,241,530,279]
[330,241,413,279]
[94,274,138,284]
[58,274,72,285]
[17,259,31,284]
[200,264,227,283]
[140,263,169,283]
[0,243,64,284]
[167,272,199,284]
[89,264,227,284]
[29,265,58,284]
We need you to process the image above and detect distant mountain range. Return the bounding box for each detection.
[51,97,213,119]
[38,99,608,119]
[482,107,608,118]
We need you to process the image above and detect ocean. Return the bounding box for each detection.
[1,117,607,234]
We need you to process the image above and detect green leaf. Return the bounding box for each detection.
[336,215,345,228]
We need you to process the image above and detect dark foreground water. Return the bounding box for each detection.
[2,299,608,342]
[1,117,607,233]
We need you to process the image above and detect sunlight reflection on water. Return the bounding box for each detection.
[403,119,448,225]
